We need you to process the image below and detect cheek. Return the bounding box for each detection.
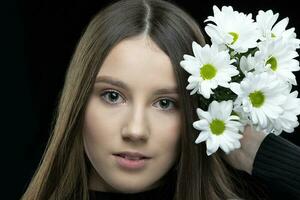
[161,112,181,138]
[82,98,117,162]
[152,113,181,158]
[83,97,120,143]
[84,108,105,145]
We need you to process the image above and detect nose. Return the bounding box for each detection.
[121,104,150,142]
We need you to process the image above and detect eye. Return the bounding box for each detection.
[100,90,125,104]
[154,98,177,111]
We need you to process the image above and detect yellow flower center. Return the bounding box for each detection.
[210,119,226,135]
[249,90,265,107]
[271,33,276,38]
[200,64,217,80]
[229,32,239,44]
[266,56,277,71]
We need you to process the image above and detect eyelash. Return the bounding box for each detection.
[99,89,178,112]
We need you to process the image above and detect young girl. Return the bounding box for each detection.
[21,0,269,199]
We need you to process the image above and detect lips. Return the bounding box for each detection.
[113,151,151,160]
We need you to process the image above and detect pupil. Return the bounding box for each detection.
[109,92,118,101]
[160,100,169,108]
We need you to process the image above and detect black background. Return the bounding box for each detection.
[3,0,299,199]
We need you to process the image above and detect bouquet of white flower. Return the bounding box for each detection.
[180,5,300,156]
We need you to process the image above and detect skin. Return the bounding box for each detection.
[83,35,181,193]
[224,125,268,174]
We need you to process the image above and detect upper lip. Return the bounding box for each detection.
[113,151,151,159]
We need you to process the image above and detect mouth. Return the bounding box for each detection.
[112,151,151,169]
[113,152,151,160]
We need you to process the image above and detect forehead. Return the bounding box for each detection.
[97,36,177,90]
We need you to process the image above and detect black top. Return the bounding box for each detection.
[89,174,176,200]
[89,185,174,200]
[252,133,300,199]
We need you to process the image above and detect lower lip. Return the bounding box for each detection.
[114,155,149,170]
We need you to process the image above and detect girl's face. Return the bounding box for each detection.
[83,35,181,193]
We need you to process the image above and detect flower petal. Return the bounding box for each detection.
[206,136,219,156]
[195,131,209,144]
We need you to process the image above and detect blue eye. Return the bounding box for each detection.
[100,90,125,104]
[154,99,177,111]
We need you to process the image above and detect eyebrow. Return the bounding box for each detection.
[95,75,179,95]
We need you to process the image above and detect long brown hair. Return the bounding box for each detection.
[22,0,249,199]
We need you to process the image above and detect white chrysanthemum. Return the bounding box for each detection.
[239,55,263,75]
[269,85,300,135]
[230,72,288,129]
[204,5,259,53]
[193,100,243,156]
[180,42,239,99]
[254,38,300,85]
[256,10,300,50]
